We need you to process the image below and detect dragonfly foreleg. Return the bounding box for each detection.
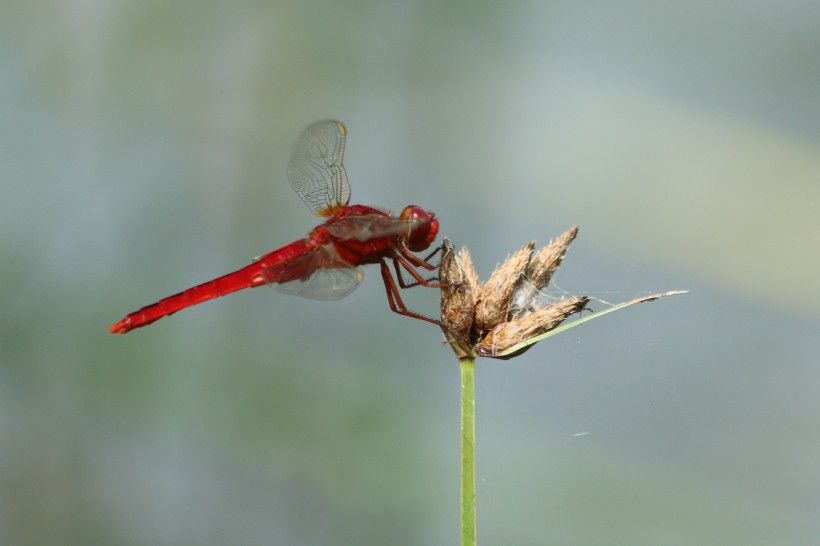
[419,243,446,267]
[392,254,451,289]
[397,244,439,271]
[379,260,450,328]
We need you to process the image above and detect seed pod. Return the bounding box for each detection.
[510,226,578,319]
[474,242,534,333]
[477,296,589,359]
[439,239,477,359]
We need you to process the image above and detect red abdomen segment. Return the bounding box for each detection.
[109,239,312,334]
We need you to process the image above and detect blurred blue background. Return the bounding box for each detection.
[2,0,819,544]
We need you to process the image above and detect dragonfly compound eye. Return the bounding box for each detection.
[400,205,439,252]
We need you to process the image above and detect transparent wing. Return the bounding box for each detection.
[275,267,364,301]
[264,243,364,301]
[325,213,421,242]
[287,120,351,217]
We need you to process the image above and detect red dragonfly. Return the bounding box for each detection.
[109,120,447,334]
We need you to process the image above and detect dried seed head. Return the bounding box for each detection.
[458,246,482,305]
[477,296,589,359]
[510,226,579,319]
[439,226,591,360]
[528,226,578,291]
[439,239,475,359]
[474,242,534,332]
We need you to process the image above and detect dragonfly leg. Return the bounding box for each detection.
[380,260,450,328]
[395,250,470,290]
[422,242,451,267]
[394,242,462,288]
[398,244,438,271]
[392,261,437,289]
[393,254,453,289]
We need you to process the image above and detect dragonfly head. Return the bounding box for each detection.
[400,205,439,252]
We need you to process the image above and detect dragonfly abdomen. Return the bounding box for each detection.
[108,261,270,334]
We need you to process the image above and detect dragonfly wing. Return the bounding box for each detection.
[275,266,364,301]
[266,243,364,300]
[325,213,422,242]
[287,120,351,217]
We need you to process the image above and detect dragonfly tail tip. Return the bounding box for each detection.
[108,319,130,334]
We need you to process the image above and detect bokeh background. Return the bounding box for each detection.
[2,1,819,544]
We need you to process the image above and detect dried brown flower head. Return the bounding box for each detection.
[439,226,587,359]
[474,243,533,332]
[439,241,478,360]
[477,296,589,359]
[510,226,578,319]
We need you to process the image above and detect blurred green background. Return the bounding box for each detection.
[2,0,819,544]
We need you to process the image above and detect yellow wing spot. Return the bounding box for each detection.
[317,204,345,217]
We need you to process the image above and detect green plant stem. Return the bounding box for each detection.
[460,357,476,546]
